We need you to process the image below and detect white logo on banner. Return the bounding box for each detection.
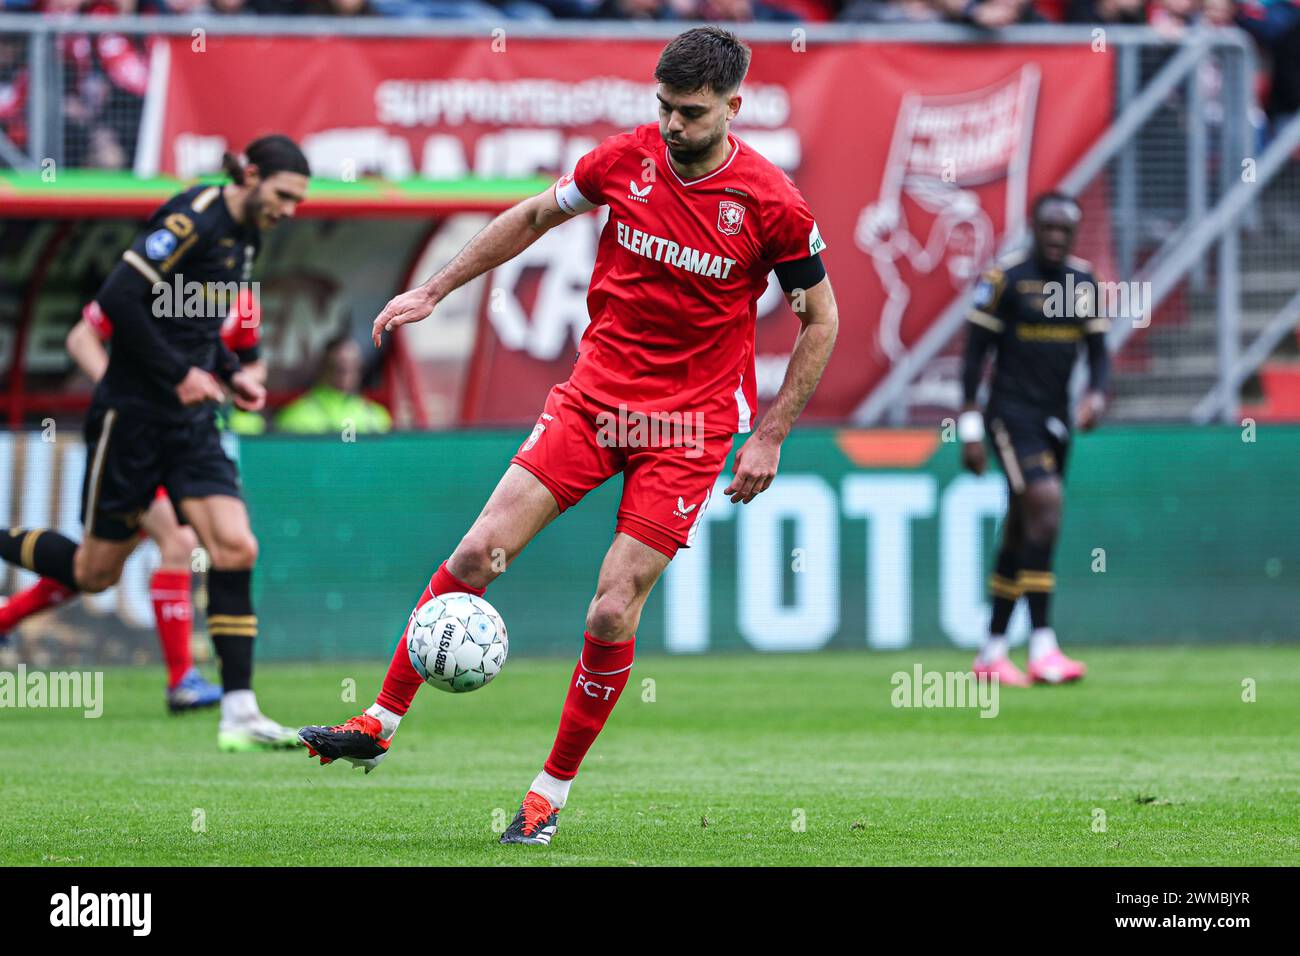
[854,66,1040,362]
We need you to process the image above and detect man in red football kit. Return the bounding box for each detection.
[299,27,839,846]
[0,297,263,713]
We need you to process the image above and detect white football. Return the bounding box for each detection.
[406,592,508,693]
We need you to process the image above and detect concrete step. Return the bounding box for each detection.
[1125,311,1297,351]
[1108,392,1209,421]
[1113,352,1220,381]
[1093,164,1300,421]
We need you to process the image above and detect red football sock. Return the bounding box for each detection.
[0,576,74,631]
[150,569,194,689]
[543,633,636,781]
[375,561,486,716]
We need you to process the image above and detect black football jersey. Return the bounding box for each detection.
[94,184,260,421]
[966,252,1110,418]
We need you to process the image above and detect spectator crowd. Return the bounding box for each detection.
[0,0,1293,35]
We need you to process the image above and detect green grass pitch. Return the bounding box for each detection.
[2,646,1297,866]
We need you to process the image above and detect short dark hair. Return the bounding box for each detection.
[222,134,311,184]
[1032,191,1082,223]
[655,27,751,96]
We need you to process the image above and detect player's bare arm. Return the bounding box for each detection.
[241,359,268,386]
[1075,390,1103,432]
[960,396,988,476]
[67,311,232,408]
[65,318,109,383]
[175,367,226,406]
[372,189,575,346]
[959,280,1001,476]
[956,403,982,478]
[98,265,223,407]
[726,275,838,504]
[1075,324,1110,432]
[228,368,267,412]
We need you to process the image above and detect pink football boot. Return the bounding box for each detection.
[1027,649,1087,684]
[971,655,1032,688]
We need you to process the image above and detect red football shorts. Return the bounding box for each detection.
[511,381,733,558]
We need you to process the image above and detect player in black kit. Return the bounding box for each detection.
[0,135,310,750]
[959,193,1110,687]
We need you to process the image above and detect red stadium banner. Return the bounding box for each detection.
[147,37,1113,424]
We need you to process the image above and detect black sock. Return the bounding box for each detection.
[988,546,1020,635]
[0,528,79,590]
[208,568,256,693]
[1017,539,1055,630]
[1025,590,1052,630]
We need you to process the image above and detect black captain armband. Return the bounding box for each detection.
[773,253,826,294]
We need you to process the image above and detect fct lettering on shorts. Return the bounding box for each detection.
[615,221,737,280]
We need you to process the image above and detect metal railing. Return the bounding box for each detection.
[852,32,1249,425]
[851,27,1295,425]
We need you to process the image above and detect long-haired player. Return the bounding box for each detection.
[0,294,263,713]
[0,135,308,750]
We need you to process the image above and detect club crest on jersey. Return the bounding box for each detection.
[522,423,545,452]
[717,201,746,236]
[144,229,178,261]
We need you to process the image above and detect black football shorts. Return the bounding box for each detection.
[81,404,241,541]
[985,405,1071,495]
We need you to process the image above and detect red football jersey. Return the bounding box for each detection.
[556,123,825,435]
[82,290,262,357]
